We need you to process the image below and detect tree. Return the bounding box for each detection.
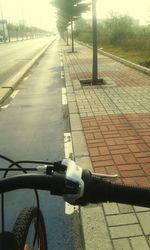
[74,18,92,44]
[104,14,136,46]
[56,12,69,41]
[51,0,90,52]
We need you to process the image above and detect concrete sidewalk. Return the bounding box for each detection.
[61,41,150,250]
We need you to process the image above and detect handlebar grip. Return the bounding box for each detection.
[108,181,150,207]
[76,170,150,207]
[0,174,66,195]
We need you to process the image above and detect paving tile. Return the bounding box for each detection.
[118,204,134,213]
[113,238,132,250]
[134,206,150,212]
[110,224,142,239]
[130,236,150,250]
[103,203,119,215]
[106,213,138,226]
[137,212,150,235]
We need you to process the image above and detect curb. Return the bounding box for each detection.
[0,38,55,105]
[63,61,109,250]
[77,41,150,76]
[0,88,12,104]
[99,49,150,76]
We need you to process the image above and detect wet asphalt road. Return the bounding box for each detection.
[0,39,82,249]
[0,37,54,85]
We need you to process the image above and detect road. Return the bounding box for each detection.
[0,39,83,249]
[0,37,54,85]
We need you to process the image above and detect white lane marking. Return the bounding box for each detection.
[59,52,63,61]
[64,132,78,214]
[60,61,63,67]
[64,132,73,159]
[65,202,78,215]
[62,88,67,105]
[62,87,66,94]
[1,105,9,109]
[10,90,20,99]
[61,70,64,78]
[23,75,30,81]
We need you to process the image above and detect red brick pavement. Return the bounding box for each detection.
[81,114,150,187]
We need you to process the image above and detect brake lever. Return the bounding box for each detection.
[61,159,84,204]
[93,173,118,180]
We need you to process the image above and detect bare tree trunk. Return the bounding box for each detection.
[66,28,69,46]
[92,0,98,84]
[71,19,74,53]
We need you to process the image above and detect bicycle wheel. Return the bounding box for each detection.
[12,207,47,250]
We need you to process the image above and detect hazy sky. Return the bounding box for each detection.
[0,0,57,31]
[0,0,150,31]
[95,0,150,24]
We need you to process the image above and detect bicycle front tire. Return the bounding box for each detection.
[12,207,47,250]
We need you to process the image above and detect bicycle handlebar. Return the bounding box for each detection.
[0,158,150,207]
[76,171,150,207]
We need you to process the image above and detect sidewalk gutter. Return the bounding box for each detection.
[63,63,112,250]
[0,38,55,105]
